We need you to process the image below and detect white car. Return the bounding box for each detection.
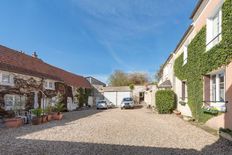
[96,100,108,109]
[121,97,134,109]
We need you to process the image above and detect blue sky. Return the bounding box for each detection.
[0,0,197,83]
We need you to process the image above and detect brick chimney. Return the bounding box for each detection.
[32,52,38,58]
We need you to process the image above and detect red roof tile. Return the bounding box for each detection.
[0,45,91,89]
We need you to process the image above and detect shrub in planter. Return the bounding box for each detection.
[52,102,65,120]
[31,108,42,125]
[155,90,177,114]
[44,105,53,121]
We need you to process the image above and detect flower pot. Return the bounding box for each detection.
[32,117,42,125]
[4,118,23,128]
[52,113,63,120]
[47,114,53,122]
[42,115,48,123]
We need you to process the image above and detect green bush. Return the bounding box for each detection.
[155,90,176,114]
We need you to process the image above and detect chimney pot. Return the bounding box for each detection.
[32,52,38,58]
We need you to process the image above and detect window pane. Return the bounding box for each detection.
[219,73,225,101]
[49,82,53,88]
[2,74,10,83]
[211,75,216,101]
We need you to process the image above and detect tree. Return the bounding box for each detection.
[108,70,129,86]
[108,70,150,86]
[128,72,150,85]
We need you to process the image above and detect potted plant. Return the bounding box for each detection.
[52,102,65,120]
[3,100,24,128]
[4,115,23,128]
[31,108,42,125]
[44,105,53,122]
[52,93,65,120]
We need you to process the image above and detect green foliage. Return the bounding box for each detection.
[129,84,135,90]
[155,90,177,114]
[54,102,65,113]
[75,88,91,107]
[31,108,42,117]
[54,93,65,113]
[174,0,232,122]
[108,70,150,86]
[44,105,53,114]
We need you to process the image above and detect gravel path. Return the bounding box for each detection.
[0,106,232,155]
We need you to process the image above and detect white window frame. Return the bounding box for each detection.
[206,8,222,51]
[210,71,225,102]
[0,71,14,86]
[4,94,26,111]
[183,45,188,65]
[44,80,55,90]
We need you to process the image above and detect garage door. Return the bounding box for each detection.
[104,91,132,107]
[104,92,117,105]
[117,92,131,106]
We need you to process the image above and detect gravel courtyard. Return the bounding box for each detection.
[0,106,232,155]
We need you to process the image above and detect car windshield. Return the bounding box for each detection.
[98,101,106,104]
[123,98,132,101]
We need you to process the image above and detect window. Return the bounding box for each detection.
[44,80,55,90]
[181,81,187,101]
[4,95,26,111]
[1,72,14,86]
[206,9,222,51]
[210,72,225,102]
[183,45,188,65]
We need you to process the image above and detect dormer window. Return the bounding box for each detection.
[206,9,222,51]
[44,80,55,90]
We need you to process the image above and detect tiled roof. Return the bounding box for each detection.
[0,45,91,89]
[158,80,172,88]
[103,86,131,92]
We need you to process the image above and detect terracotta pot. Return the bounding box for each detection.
[32,117,42,125]
[4,118,23,128]
[47,114,53,122]
[42,115,48,123]
[52,113,63,120]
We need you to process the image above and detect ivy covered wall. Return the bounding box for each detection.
[174,0,232,122]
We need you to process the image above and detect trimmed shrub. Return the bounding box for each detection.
[155,90,176,114]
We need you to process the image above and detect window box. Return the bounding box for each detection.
[179,101,187,106]
[202,106,219,115]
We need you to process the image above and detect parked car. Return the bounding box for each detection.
[121,97,134,109]
[107,101,114,109]
[96,100,108,109]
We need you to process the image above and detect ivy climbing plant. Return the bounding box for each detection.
[174,0,232,122]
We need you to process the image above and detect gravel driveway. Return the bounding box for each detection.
[0,106,232,155]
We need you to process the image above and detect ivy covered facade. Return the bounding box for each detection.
[159,0,232,129]
[0,45,92,117]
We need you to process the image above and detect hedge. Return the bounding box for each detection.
[155,90,177,114]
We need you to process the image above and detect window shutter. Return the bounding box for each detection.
[182,82,186,100]
[204,75,211,101]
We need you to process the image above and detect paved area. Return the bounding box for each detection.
[0,106,232,155]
